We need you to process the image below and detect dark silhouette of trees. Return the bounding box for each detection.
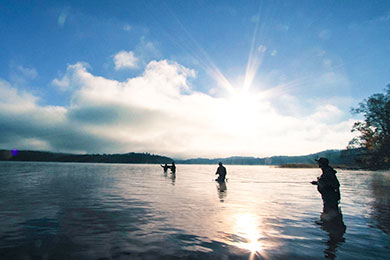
[1,149,360,167]
[348,85,390,169]
[0,150,173,164]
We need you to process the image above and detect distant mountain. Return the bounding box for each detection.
[176,149,363,167]
[0,150,173,164]
[0,148,363,167]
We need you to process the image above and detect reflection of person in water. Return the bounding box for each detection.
[160,163,169,173]
[170,171,176,185]
[319,209,346,260]
[311,157,346,259]
[215,162,227,182]
[162,165,176,185]
[216,181,227,202]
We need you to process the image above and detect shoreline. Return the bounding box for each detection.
[276,163,365,170]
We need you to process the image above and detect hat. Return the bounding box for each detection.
[315,157,329,166]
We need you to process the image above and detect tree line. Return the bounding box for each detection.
[0,150,173,164]
[348,85,390,169]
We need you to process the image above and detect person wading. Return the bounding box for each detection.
[311,157,341,220]
[215,162,227,182]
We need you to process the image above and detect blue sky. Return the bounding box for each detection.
[1,0,389,158]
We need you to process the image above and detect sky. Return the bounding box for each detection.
[1,0,389,159]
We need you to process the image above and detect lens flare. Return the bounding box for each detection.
[11,149,18,156]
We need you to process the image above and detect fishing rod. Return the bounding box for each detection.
[231,181,309,184]
[209,177,310,184]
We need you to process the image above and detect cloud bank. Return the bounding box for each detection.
[0,60,355,158]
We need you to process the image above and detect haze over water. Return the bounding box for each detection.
[0,162,389,259]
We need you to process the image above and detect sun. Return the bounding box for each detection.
[216,89,260,136]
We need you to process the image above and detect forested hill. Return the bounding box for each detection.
[0,150,173,164]
[176,149,363,167]
[0,149,363,167]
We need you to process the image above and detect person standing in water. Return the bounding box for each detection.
[311,157,342,219]
[170,162,176,174]
[161,163,169,173]
[311,157,346,258]
[215,162,227,182]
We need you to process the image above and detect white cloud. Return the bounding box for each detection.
[52,62,90,91]
[9,65,38,87]
[318,71,350,87]
[308,104,343,123]
[113,51,139,70]
[16,66,38,79]
[257,45,267,53]
[318,29,331,40]
[58,7,70,28]
[52,77,70,90]
[0,79,68,152]
[271,50,277,56]
[123,24,132,31]
[134,38,161,64]
[0,60,357,158]
[0,79,38,108]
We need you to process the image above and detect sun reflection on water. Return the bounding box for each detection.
[233,213,263,257]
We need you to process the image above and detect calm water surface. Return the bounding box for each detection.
[0,162,389,259]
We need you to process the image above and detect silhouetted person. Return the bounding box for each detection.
[170,162,176,174]
[312,157,346,259]
[161,163,169,173]
[215,162,227,182]
[311,157,341,216]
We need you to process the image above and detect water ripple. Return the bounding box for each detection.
[0,162,389,259]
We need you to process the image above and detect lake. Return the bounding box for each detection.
[0,162,389,259]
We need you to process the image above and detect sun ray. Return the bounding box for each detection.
[243,1,271,92]
[157,6,236,95]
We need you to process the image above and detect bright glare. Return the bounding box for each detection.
[218,90,260,136]
[234,213,263,254]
